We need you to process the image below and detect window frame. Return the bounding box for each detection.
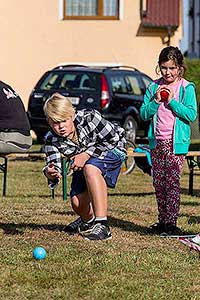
[63,0,120,20]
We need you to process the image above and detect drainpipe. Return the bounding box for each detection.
[166,26,172,46]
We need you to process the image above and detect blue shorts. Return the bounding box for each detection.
[70,151,123,197]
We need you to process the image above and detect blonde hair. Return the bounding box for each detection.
[43,93,75,122]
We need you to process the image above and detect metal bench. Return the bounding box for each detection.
[0,151,200,201]
[185,151,200,196]
[0,152,46,196]
[126,150,200,196]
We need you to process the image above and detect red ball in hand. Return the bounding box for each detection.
[160,89,170,101]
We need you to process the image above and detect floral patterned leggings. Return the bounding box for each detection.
[151,139,185,226]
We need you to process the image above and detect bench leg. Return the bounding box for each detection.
[3,158,7,196]
[0,157,8,197]
[189,167,194,196]
[187,157,194,196]
[62,157,68,201]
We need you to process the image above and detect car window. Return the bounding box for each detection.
[110,74,142,96]
[110,75,128,94]
[141,75,152,89]
[60,74,79,89]
[39,73,61,90]
[125,75,142,95]
[38,71,98,91]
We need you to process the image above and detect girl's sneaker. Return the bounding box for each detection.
[164,224,183,235]
[147,222,165,234]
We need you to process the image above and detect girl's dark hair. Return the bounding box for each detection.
[156,46,186,76]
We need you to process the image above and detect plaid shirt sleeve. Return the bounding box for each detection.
[43,131,79,189]
[43,144,62,189]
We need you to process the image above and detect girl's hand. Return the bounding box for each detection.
[155,87,162,103]
[70,152,90,171]
[45,162,61,180]
[156,85,174,103]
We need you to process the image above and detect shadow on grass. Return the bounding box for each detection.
[108,216,148,234]
[179,214,200,224]
[0,222,149,236]
[2,193,68,199]
[0,218,149,236]
[51,210,75,216]
[181,200,200,206]
[109,192,155,197]
[181,187,200,197]
[0,218,196,236]
[0,222,70,235]
[188,215,200,224]
[109,216,195,236]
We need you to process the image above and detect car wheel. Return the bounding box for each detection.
[124,116,137,143]
[121,139,136,175]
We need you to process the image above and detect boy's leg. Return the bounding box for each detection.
[80,152,122,240]
[64,191,95,234]
[71,190,94,221]
[64,170,95,234]
[77,165,111,240]
[68,164,111,240]
[83,164,108,219]
[68,151,122,240]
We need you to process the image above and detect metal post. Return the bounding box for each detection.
[62,157,68,201]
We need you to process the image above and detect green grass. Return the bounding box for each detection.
[0,157,199,300]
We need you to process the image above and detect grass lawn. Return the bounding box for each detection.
[0,157,199,300]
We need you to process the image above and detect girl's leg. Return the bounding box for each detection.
[165,153,185,225]
[151,146,167,224]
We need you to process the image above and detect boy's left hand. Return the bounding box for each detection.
[70,152,90,171]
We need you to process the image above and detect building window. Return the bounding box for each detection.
[63,0,119,20]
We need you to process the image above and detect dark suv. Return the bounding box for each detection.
[27,65,152,143]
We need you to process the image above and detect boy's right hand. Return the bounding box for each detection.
[45,162,61,180]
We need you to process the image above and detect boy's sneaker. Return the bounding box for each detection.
[64,217,83,234]
[78,220,95,236]
[84,223,112,241]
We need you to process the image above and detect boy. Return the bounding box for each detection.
[43,93,126,241]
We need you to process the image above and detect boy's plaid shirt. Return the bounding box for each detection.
[44,109,126,184]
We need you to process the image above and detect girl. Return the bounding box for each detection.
[140,46,197,235]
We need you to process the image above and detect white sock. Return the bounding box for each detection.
[82,216,95,224]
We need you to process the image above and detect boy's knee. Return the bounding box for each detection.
[71,195,77,205]
[71,195,80,212]
[83,164,100,177]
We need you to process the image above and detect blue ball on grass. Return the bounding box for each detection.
[32,246,47,260]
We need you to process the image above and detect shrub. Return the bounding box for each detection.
[185,59,200,103]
